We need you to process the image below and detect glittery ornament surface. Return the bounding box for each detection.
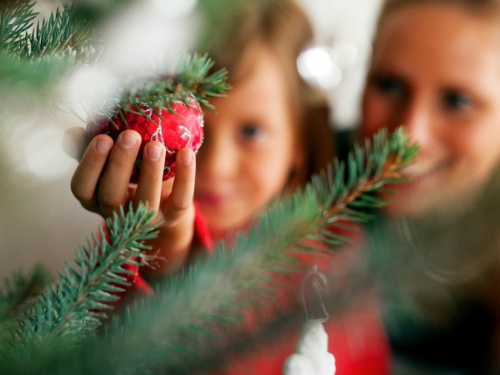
[87,95,204,183]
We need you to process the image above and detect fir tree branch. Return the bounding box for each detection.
[321,128,418,218]
[0,0,38,54]
[0,264,50,342]
[1,1,94,61]
[172,53,231,110]
[69,0,134,26]
[92,53,231,128]
[88,128,418,375]
[0,1,230,122]
[0,129,417,375]
[2,203,160,361]
[0,51,69,93]
[0,264,50,320]
[0,1,96,102]
[18,4,94,61]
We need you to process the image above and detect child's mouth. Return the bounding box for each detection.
[195,191,233,208]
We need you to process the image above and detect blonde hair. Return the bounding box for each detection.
[199,0,334,189]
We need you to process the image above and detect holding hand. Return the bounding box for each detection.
[65,127,196,276]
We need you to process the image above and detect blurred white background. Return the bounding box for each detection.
[0,0,381,281]
[298,0,382,128]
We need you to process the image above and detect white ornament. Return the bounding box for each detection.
[284,354,316,375]
[283,321,336,375]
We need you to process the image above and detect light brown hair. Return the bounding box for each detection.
[198,0,334,190]
[378,0,500,33]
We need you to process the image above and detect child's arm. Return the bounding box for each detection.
[69,129,196,277]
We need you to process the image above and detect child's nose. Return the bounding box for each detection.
[197,136,237,179]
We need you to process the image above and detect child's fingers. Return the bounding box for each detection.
[134,141,166,212]
[71,134,114,212]
[97,130,141,215]
[161,148,196,225]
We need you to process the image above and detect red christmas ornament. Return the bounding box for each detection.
[87,96,204,183]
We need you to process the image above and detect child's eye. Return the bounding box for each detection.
[373,75,407,99]
[239,123,263,140]
[442,90,472,110]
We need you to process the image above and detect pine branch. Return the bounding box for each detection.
[172,53,231,110]
[1,203,160,362]
[0,264,50,320]
[1,1,94,61]
[0,51,68,92]
[93,53,231,128]
[0,129,417,375]
[0,264,51,342]
[0,1,96,102]
[320,127,418,217]
[88,128,418,375]
[0,1,230,122]
[0,0,38,55]
[18,4,94,61]
[69,0,134,26]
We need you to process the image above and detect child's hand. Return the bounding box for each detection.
[65,127,196,276]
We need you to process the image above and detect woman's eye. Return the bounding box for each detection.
[373,76,406,98]
[442,90,472,110]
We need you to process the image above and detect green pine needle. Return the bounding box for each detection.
[1,1,94,61]
[94,53,231,129]
[0,129,417,375]
[0,1,95,102]
[88,128,418,374]
[0,264,50,320]
[0,2,419,373]
[173,53,231,110]
[0,1,38,55]
[19,4,93,61]
[0,264,51,342]
[2,202,160,361]
[0,2,229,117]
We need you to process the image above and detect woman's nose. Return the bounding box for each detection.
[398,99,434,148]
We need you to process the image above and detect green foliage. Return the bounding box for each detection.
[133,128,417,374]
[0,1,418,374]
[0,129,417,375]
[98,53,231,129]
[0,1,38,55]
[0,0,230,117]
[173,53,231,110]
[20,5,92,61]
[0,202,160,370]
[0,264,49,319]
[69,0,134,26]
[0,264,50,342]
[1,1,93,61]
[0,1,94,86]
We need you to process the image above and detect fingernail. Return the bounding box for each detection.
[120,132,139,149]
[180,149,193,166]
[147,144,163,161]
[96,139,112,155]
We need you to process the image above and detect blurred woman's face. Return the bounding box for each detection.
[362,3,500,217]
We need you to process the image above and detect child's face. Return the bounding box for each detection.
[195,48,301,237]
[362,3,500,217]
